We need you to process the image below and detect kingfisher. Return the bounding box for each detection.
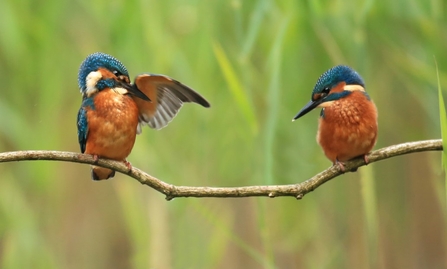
[292,65,378,171]
[77,52,210,180]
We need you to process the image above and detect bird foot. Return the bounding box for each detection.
[334,159,346,172]
[123,160,132,172]
[92,154,99,164]
[363,154,370,165]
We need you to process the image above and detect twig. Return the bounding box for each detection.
[0,139,442,200]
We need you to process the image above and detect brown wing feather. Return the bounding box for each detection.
[132,74,210,132]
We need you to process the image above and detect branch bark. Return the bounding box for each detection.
[0,139,442,200]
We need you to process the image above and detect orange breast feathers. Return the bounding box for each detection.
[317,91,378,163]
[84,89,140,161]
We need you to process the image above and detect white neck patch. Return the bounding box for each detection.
[344,84,365,92]
[85,71,102,97]
[112,87,128,95]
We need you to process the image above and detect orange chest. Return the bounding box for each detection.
[320,92,377,126]
[88,89,140,125]
[86,89,140,140]
[84,89,140,159]
[317,94,378,162]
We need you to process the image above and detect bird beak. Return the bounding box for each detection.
[121,82,151,102]
[292,98,324,121]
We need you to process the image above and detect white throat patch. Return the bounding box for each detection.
[344,84,365,92]
[112,87,128,95]
[85,71,102,97]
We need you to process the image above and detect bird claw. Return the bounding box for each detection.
[123,160,132,172]
[335,155,371,172]
[334,159,345,172]
[363,154,370,164]
[92,154,99,164]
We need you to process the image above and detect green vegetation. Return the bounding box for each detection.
[0,0,446,268]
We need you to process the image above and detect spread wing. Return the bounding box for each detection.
[132,74,210,132]
[77,105,88,153]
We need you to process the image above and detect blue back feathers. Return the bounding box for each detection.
[78,52,129,94]
[77,97,95,153]
[312,65,365,95]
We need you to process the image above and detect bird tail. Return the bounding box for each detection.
[91,166,115,180]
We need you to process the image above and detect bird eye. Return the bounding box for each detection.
[113,70,130,83]
[321,87,330,97]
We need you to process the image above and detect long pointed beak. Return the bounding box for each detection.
[292,98,324,121]
[122,82,151,102]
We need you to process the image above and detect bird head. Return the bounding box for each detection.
[293,65,365,120]
[77,52,150,101]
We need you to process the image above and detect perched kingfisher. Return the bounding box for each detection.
[292,65,378,171]
[77,52,210,180]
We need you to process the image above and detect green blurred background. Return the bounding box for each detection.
[0,0,446,268]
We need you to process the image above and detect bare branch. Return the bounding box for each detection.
[0,139,442,200]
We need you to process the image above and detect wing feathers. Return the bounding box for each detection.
[133,74,210,131]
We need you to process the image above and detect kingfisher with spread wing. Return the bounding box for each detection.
[77,52,210,180]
